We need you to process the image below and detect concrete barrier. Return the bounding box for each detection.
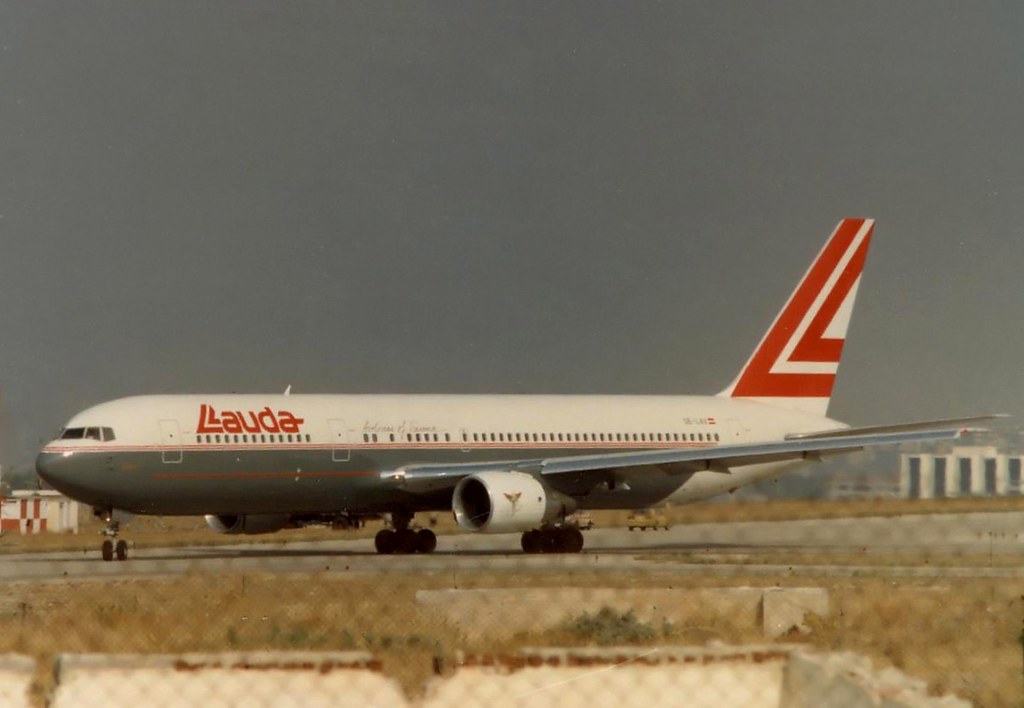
[424,646,968,708]
[42,646,967,707]
[0,655,35,708]
[762,587,829,638]
[50,652,408,708]
[416,586,828,640]
[424,645,795,708]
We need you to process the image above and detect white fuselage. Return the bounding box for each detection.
[36,393,842,517]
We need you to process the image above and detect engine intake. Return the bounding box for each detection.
[204,514,292,535]
[452,471,574,533]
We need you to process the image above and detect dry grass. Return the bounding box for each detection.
[0,569,1019,706]
[3,497,1024,704]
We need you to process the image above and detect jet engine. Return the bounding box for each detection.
[452,471,574,533]
[204,514,292,535]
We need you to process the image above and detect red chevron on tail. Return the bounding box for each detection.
[720,218,875,415]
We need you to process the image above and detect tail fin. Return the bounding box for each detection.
[718,218,875,416]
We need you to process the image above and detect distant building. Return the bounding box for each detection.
[899,445,1024,499]
[0,490,80,534]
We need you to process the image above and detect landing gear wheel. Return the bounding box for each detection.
[374,529,396,555]
[115,540,129,561]
[563,527,584,553]
[101,540,114,562]
[415,529,437,554]
[521,530,541,553]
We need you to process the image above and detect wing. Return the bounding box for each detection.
[381,415,1005,494]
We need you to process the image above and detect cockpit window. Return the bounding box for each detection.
[59,426,116,441]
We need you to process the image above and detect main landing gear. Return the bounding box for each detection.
[521,526,584,554]
[96,508,129,562]
[374,511,437,555]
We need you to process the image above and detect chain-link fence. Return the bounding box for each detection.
[0,499,1020,706]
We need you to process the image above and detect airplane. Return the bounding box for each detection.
[35,218,997,561]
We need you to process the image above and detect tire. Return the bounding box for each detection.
[101,540,113,562]
[564,528,584,553]
[374,529,396,555]
[521,530,541,554]
[115,540,128,561]
[415,529,437,554]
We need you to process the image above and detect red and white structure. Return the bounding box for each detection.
[0,490,80,535]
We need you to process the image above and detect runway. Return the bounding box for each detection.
[3,511,1023,583]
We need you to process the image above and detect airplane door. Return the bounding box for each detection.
[329,419,350,462]
[159,419,183,464]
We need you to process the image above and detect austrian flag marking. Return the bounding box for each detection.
[730,218,875,399]
[197,404,305,435]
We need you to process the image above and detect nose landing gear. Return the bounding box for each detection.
[101,538,128,562]
[95,508,129,562]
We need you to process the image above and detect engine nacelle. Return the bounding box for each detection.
[452,471,574,533]
[204,514,292,535]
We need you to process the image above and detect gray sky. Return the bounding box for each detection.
[2,3,1023,469]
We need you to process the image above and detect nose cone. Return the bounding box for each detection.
[35,450,88,501]
[35,450,64,489]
